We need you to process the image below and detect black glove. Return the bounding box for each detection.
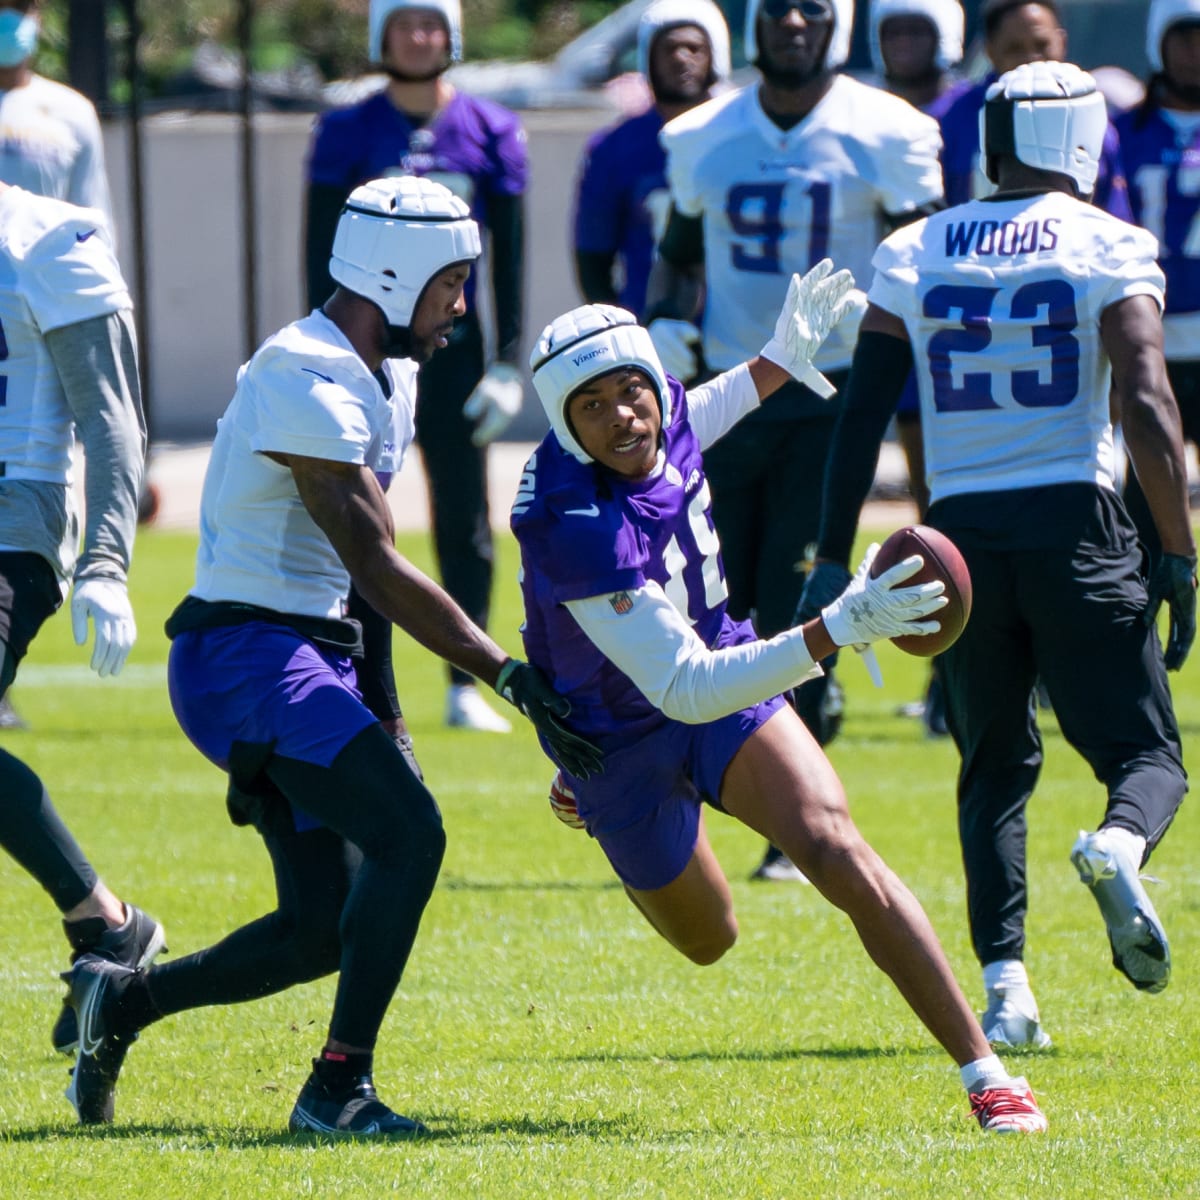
[1144,552,1198,671]
[794,560,854,625]
[494,659,605,780]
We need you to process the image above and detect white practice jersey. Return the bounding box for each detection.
[0,76,113,226]
[868,191,1165,503]
[0,185,129,485]
[193,310,417,619]
[661,75,942,372]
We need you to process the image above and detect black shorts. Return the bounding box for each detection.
[0,551,62,692]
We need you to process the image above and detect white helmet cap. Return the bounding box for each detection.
[1147,0,1200,72]
[869,0,965,74]
[980,61,1109,196]
[637,0,732,84]
[369,0,462,65]
[329,176,481,327]
[530,305,671,465]
[745,0,855,72]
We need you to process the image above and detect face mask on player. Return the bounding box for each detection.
[0,10,38,68]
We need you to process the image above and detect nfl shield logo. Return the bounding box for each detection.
[609,591,633,615]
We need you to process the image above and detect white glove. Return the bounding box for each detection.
[760,259,857,399]
[820,543,946,648]
[70,578,136,678]
[647,318,702,382]
[463,362,524,447]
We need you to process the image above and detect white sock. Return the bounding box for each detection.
[961,1053,1009,1092]
[1100,825,1147,868]
[982,958,1029,994]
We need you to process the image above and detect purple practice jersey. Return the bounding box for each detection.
[572,106,671,317]
[306,89,527,310]
[513,379,754,744]
[938,78,1132,219]
[1116,106,1200,319]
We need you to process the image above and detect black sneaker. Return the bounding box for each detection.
[62,956,138,1125]
[53,904,166,1055]
[288,1066,428,1137]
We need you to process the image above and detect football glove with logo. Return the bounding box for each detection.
[1144,551,1198,671]
[759,259,858,399]
[821,544,946,647]
[494,659,604,780]
[464,362,525,446]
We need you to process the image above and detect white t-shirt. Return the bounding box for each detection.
[661,75,942,372]
[0,75,113,227]
[0,185,130,485]
[192,310,417,619]
[868,191,1165,503]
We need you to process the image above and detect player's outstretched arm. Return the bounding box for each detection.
[287,453,603,776]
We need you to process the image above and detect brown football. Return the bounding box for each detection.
[868,525,972,656]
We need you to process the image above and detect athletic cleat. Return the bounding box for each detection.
[62,956,138,1125]
[1071,829,1170,993]
[980,984,1052,1050]
[53,904,166,1055]
[751,846,810,883]
[0,694,28,730]
[970,1076,1048,1133]
[289,1066,429,1137]
[445,683,512,733]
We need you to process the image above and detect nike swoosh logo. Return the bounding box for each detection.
[564,504,600,517]
[76,229,97,243]
[301,368,335,383]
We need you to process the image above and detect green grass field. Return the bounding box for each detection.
[1,526,1198,1198]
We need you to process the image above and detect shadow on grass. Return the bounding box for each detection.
[1,1113,640,1145]
[549,1041,1056,1070]
[438,877,622,893]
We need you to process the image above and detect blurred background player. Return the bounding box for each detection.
[936,0,1131,217]
[647,0,944,881]
[0,181,162,1059]
[1117,0,1200,568]
[868,0,966,114]
[571,0,730,316]
[513,272,1047,1135]
[61,177,600,1135]
[805,62,1194,1048]
[0,0,117,729]
[304,0,527,732]
[0,0,112,220]
[868,0,968,736]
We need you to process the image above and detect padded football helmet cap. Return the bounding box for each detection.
[637,0,732,85]
[530,305,671,465]
[981,61,1108,196]
[1147,0,1200,72]
[868,0,965,74]
[745,0,854,71]
[329,176,480,328]
[369,0,462,65]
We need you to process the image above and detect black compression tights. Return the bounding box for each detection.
[0,746,96,911]
[141,724,445,1049]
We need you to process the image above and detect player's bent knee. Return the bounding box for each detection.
[677,915,738,966]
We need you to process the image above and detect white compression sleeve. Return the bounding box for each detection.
[566,581,821,724]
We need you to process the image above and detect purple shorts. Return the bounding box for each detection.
[568,694,786,891]
[168,622,377,776]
